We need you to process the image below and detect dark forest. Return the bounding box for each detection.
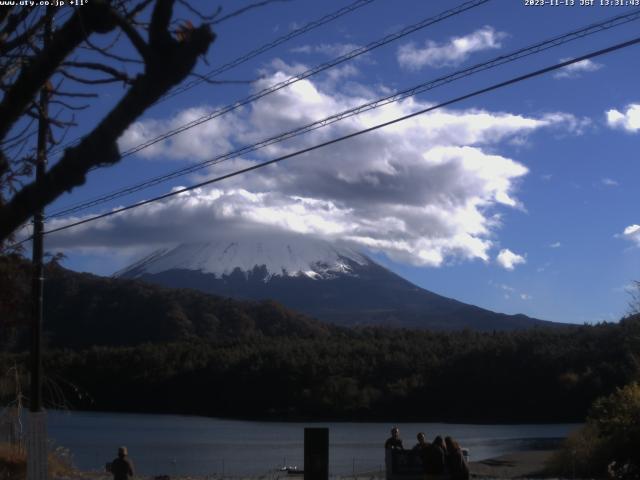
[1,255,639,422]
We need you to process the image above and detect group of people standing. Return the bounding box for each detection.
[385,427,469,480]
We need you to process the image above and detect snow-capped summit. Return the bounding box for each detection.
[117,232,557,331]
[116,233,369,280]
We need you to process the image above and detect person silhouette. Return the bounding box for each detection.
[384,427,404,450]
[413,432,429,451]
[445,436,469,480]
[110,446,135,480]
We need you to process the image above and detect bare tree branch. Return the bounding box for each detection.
[0,6,13,26]
[59,68,133,86]
[149,0,174,47]
[0,0,118,142]
[0,13,47,56]
[0,117,36,147]
[63,61,130,77]
[78,28,124,58]
[79,41,143,64]
[1,7,31,40]
[126,0,155,20]
[51,91,99,98]
[110,11,151,61]
[0,0,215,241]
[177,0,220,22]
[212,0,291,25]
[49,100,90,111]
[1,133,35,156]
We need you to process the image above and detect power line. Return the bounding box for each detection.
[46,9,640,219]
[47,0,490,217]
[46,0,378,158]
[30,35,640,242]
[162,0,377,103]
[116,0,491,158]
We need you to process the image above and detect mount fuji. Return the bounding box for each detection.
[116,233,556,331]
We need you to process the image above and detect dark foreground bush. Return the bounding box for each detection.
[548,382,640,479]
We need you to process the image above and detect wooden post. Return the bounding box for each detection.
[27,8,51,480]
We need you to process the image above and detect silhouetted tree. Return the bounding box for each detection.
[628,281,640,316]
[0,0,217,244]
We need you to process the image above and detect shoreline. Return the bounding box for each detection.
[47,407,584,425]
[469,450,556,478]
[58,450,558,480]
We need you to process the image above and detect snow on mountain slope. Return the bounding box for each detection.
[117,233,369,280]
[116,232,558,331]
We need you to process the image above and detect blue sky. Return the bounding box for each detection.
[38,0,640,324]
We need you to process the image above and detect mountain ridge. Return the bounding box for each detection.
[117,236,560,331]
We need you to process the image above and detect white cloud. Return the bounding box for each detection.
[67,62,584,268]
[553,58,602,79]
[292,43,364,58]
[606,104,640,133]
[118,106,241,161]
[489,281,531,301]
[397,26,506,70]
[496,249,526,270]
[539,112,591,136]
[601,178,619,187]
[497,283,515,292]
[536,261,551,273]
[324,64,360,84]
[549,242,561,248]
[613,283,636,293]
[622,224,640,247]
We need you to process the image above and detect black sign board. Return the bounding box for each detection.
[304,428,328,480]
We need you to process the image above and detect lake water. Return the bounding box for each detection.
[44,410,580,476]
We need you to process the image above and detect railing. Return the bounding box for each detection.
[384,450,424,480]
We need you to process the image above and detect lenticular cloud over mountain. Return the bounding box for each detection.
[115,231,368,280]
[50,61,585,267]
[114,231,556,331]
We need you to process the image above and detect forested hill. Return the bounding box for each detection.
[3,315,638,423]
[2,254,640,423]
[1,254,335,350]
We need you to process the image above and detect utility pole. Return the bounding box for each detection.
[27,8,51,480]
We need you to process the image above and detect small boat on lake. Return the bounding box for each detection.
[279,465,303,475]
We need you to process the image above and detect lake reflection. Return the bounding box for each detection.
[46,410,580,476]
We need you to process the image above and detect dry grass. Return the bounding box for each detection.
[0,442,76,480]
[545,425,612,478]
[0,443,26,480]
